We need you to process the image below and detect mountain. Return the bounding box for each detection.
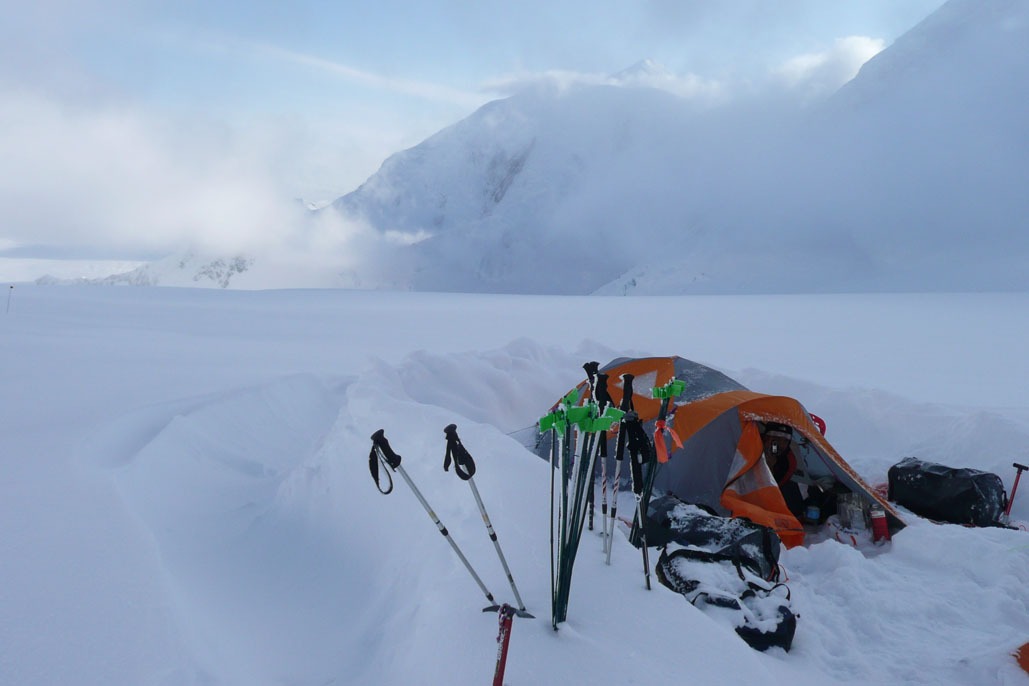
[331,0,1029,295]
[38,251,256,288]
[331,83,726,294]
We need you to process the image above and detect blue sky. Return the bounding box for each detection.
[0,0,946,261]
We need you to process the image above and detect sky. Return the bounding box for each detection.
[0,0,949,265]
[3,285,1028,683]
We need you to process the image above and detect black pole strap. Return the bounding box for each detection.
[443,423,476,480]
[370,429,401,495]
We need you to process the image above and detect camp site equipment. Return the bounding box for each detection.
[630,377,686,549]
[645,494,782,581]
[1016,642,1029,675]
[585,365,615,540]
[1002,462,1027,525]
[369,429,500,612]
[606,371,659,587]
[581,362,614,534]
[656,546,796,652]
[869,504,890,542]
[888,457,1007,527]
[492,604,516,686]
[538,356,904,549]
[442,424,533,618]
[540,369,624,629]
[604,372,634,565]
[649,493,796,651]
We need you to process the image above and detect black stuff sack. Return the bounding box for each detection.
[887,457,1007,527]
[645,495,781,581]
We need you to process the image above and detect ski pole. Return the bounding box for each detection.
[492,604,516,686]
[5,285,12,314]
[369,429,500,612]
[593,371,614,548]
[652,378,685,465]
[632,378,685,546]
[541,387,623,628]
[540,389,584,629]
[443,424,533,618]
[605,372,635,564]
[624,411,655,589]
[1003,462,1028,524]
[583,361,600,531]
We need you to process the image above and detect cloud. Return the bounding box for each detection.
[244,42,489,110]
[773,36,886,99]
[0,91,309,257]
[482,62,726,103]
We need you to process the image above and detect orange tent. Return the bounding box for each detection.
[550,356,904,548]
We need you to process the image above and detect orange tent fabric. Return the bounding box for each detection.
[557,356,904,548]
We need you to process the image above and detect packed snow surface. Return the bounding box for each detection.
[2,286,1028,685]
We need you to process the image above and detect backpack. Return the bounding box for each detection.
[656,545,796,652]
[645,495,781,581]
[647,495,796,652]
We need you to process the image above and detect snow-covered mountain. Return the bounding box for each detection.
[331,0,1028,295]
[38,251,256,288]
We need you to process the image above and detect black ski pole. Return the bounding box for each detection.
[443,424,534,618]
[369,429,500,612]
[605,372,634,564]
[583,361,600,531]
[624,411,655,589]
[540,389,583,629]
[593,371,613,547]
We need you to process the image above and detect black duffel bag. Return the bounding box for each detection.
[887,457,1007,527]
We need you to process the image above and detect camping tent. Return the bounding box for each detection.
[541,356,905,548]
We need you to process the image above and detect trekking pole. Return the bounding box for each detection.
[605,372,635,564]
[443,424,534,618]
[1002,462,1028,524]
[369,429,500,612]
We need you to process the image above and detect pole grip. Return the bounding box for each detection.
[620,373,635,411]
[371,429,402,468]
[443,423,476,480]
[1014,462,1028,472]
[583,361,600,387]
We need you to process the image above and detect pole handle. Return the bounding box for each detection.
[369,429,402,494]
[443,424,476,480]
[1014,462,1028,472]
[370,429,402,468]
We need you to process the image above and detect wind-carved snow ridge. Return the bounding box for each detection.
[73,327,1029,685]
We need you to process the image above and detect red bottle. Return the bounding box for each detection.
[870,505,890,542]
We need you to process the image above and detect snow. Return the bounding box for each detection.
[2,285,1028,685]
